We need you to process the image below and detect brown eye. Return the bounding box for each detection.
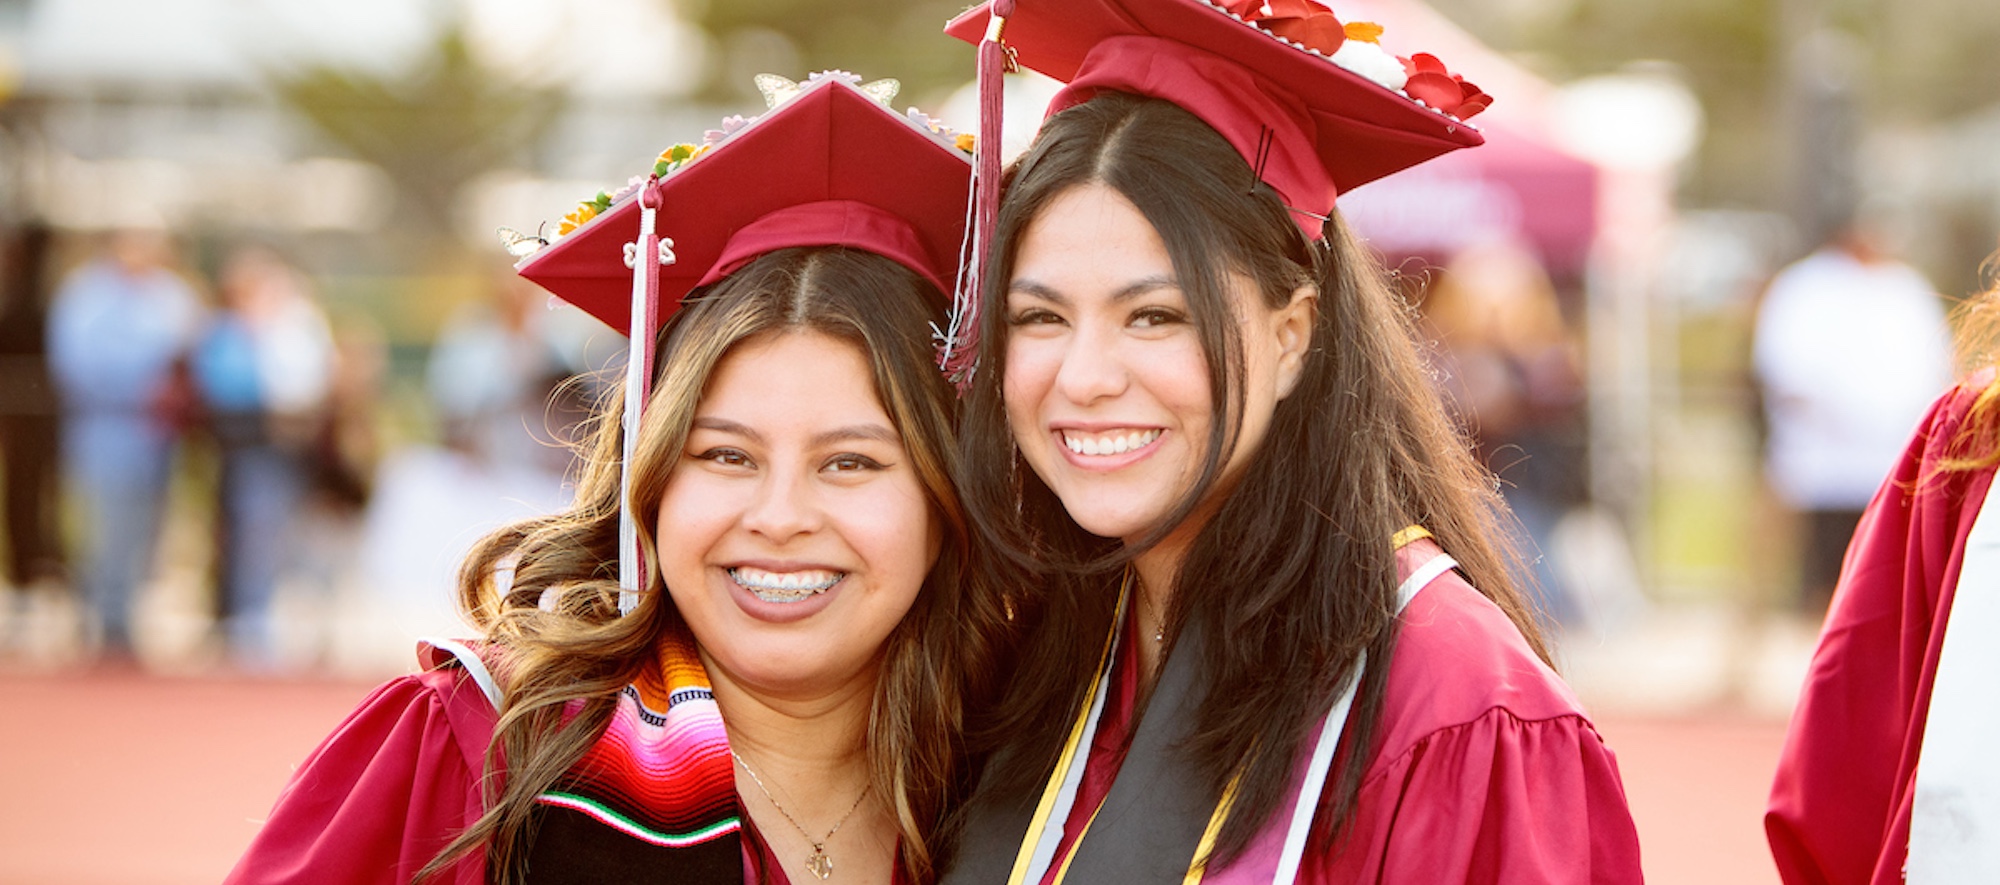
[696,447,752,468]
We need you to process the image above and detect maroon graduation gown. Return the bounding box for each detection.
[1036,565,1643,883]
[1767,377,1998,884]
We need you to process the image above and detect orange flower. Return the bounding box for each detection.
[558,202,599,236]
[1344,21,1384,44]
[954,133,976,153]
[1399,52,1492,119]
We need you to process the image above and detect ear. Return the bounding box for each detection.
[1273,285,1317,400]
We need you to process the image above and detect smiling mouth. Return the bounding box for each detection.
[1061,428,1163,457]
[729,567,846,603]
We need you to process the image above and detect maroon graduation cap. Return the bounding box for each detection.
[935,0,1492,380]
[948,0,1488,221]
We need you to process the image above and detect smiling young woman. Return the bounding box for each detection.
[940,2,1642,882]
[224,76,1012,885]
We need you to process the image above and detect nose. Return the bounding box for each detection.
[1052,322,1129,405]
[739,464,822,543]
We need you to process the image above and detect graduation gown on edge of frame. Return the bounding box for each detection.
[1768,375,2000,884]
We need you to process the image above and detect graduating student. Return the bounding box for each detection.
[934,2,1643,881]
[226,73,1008,885]
[1768,265,2000,884]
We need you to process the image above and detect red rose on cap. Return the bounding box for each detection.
[1400,52,1491,119]
[1218,0,1347,56]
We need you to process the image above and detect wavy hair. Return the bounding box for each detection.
[421,247,1012,884]
[955,93,1548,864]
[1939,252,2000,473]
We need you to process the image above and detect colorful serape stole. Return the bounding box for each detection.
[524,625,743,884]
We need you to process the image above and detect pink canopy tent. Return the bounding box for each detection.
[1332,0,1601,279]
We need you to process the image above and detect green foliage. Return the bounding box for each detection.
[680,0,977,103]
[267,25,563,240]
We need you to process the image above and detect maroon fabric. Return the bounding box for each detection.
[517,80,972,334]
[701,201,948,293]
[1053,36,1335,226]
[1767,377,1997,884]
[1037,559,1642,883]
[223,668,496,885]
[945,0,1484,217]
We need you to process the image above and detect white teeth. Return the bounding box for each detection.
[1062,429,1162,456]
[729,567,844,603]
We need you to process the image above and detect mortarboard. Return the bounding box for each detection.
[936,0,1492,380]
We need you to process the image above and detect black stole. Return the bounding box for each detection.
[945,624,1225,884]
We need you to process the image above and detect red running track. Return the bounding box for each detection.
[0,670,1786,885]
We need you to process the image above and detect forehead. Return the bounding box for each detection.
[1010,183,1175,293]
[700,330,890,423]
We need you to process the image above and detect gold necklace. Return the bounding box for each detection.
[731,750,870,880]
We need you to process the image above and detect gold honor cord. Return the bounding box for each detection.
[1004,580,1130,885]
[1022,528,1435,885]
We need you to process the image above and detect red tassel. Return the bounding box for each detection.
[942,0,1015,391]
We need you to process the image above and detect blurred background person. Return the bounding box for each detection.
[0,220,71,651]
[1423,237,1591,626]
[346,267,588,666]
[45,225,203,662]
[188,245,335,669]
[1752,218,1954,615]
[424,269,584,480]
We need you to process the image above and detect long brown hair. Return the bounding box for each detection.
[422,247,1012,884]
[956,93,1547,863]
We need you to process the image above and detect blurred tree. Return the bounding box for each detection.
[676,0,976,105]
[267,23,563,246]
[1429,0,2000,219]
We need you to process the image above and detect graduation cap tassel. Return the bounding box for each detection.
[617,178,666,616]
[941,0,1014,391]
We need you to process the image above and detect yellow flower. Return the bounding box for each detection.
[558,202,599,236]
[1344,21,1385,43]
[955,133,976,153]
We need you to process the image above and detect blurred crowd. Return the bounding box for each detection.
[0,206,1972,676]
[0,220,605,673]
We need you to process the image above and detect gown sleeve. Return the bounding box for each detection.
[1300,573,1643,884]
[1766,382,1993,885]
[223,667,498,885]
[1308,709,1643,884]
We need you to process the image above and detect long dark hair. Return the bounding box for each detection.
[957,93,1548,863]
[424,247,1014,884]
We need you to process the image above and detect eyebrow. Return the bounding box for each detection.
[691,417,902,449]
[1008,274,1180,306]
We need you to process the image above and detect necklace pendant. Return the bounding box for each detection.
[805,843,834,880]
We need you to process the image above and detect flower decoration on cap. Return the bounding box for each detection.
[1217,0,1347,55]
[1400,52,1491,119]
[559,191,614,236]
[1214,0,1488,122]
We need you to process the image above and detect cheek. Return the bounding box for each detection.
[1147,342,1216,426]
[847,481,940,597]
[1002,343,1055,434]
[654,470,732,569]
